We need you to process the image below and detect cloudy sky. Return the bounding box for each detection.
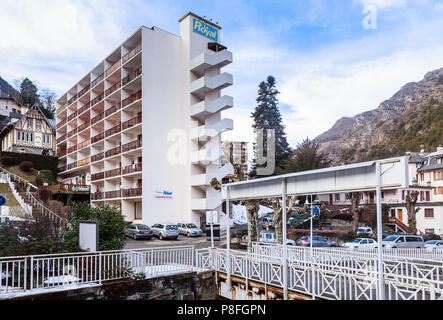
[1,0,443,153]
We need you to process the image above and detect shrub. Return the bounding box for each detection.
[19,161,33,172]
[37,188,52,203]
[35,176,43,186]
[1,155,14,166]
[40,170,55,184]
[0,152,58,175]
[63,202,126,251]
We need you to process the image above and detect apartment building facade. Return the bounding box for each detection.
[417,146,443,202]
[55,12,234,226]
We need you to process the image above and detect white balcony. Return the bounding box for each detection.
[190,73,233,99]
[190,95,233,120]
[191,164,234,188]
[190,118,233,141]
[190,50,233,77]
[191,194,222,211]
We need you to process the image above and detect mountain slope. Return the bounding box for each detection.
[0,76,20,99]
[315,67,443,165]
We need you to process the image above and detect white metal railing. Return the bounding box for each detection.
[0,167,67,227]
[197,245,443,300]
[0,246,196,297]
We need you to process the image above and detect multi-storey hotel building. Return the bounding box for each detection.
[55,12,234,226]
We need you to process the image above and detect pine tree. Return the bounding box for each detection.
[284,138,331,173]
[19,78,40,106]
[249,76,291,177]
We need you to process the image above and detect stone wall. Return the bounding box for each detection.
[14,270,216,300]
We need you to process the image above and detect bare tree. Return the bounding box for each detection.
[39,88,57,119]
[349,192,363,232]
[405,191,420,235]
[268,196,298,244]
[245,200,260,250]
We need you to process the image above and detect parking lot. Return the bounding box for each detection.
[124,230,227,250]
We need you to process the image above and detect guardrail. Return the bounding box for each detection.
[0,246,196,297]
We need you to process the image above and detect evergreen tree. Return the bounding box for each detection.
[19,78,40,106]
[250,76,291,177]
[284,137,331,173]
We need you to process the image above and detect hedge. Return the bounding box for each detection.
[0,151,58,175]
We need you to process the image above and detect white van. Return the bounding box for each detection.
[382,235,424,249]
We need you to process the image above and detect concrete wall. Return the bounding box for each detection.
[13,271,217,301]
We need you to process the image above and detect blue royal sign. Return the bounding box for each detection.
[0,194,7,207]
[313,206,320,218]
[192,18,219,42]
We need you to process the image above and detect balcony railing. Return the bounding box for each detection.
[91,73,104,88]
[68,94,77,106]
[78,139,91,150]
[105,168,121,178]
[105,145,121,158]
[91,132,105,144]
[49,184,90,193]
[57,117,68,129]
[67,145,77,154]
[78,102,90,115]
[78,84,90,98]
[78,120,90,132]
[91,192,104,201]
[68,111,78,122]
[91,112,105,125]
[91,172,105,181]
[56,103,68,116]
[122,188,142,198]
[57,148,67,157]
[60,162,77,173]
[105,80,121,97]
[105,123,121,137]
[105,60,122,77]
[122,162,142,175]
[122,139,142,153]
[67,128,77,138]
[77,157,91,167]
[91,152,104,163]
[57,133,68,144]
[122,44,142,64]
[122,114,142,131]
[91,94,104,107]
[122,67,142,86]
[105,102,121,117]
[122,90,142,108]
[105,190,121,199]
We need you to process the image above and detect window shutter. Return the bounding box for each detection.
[434,171,437,181]
[434,188,437,195]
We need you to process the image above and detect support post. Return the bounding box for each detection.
[376,162,385,300]
[282,179,288,300]
[226,186,231,296]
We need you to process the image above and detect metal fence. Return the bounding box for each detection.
[197,244,443,300]
[0,246,195,297]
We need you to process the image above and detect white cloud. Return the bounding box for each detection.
[355,0,408,10]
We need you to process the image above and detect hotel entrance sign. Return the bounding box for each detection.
[192,18,219,42]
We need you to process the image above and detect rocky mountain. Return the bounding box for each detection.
[0,76,20,99]
[315,67,443,165]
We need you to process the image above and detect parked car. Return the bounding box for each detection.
[259,232,296,246]
[420,234,441,242]
[151,223,179,240]
[124,224,154,240]
[356,227,373,236]
[382,235,424,249]
[177,223,203,237]
[296,236,338,247]
[343,238,378,250]
[424,240,443,249]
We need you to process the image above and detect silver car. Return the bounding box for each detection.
[151,223,179,240]
[296,236,338,247]
[382,235,424,249]
[424,240,443,250]
[124,224,154,240]
[177,223,203,237]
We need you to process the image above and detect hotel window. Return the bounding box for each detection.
[36,120,42,129]
[424,208,434,218]
[437,171,442,180]
[334,194,340,201]
[17,131,20,141]
[27,119,33,127]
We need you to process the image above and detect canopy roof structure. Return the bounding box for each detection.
[223,156,409,200]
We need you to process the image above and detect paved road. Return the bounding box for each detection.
[124,230,227,250]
